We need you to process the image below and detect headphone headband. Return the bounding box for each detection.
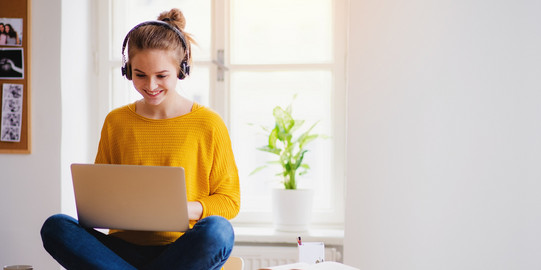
[121,20,190,80]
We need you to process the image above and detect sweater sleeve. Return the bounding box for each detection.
[94,114,112,164]
[197,116,241,220]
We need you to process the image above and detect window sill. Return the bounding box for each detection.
[232,225,344,246]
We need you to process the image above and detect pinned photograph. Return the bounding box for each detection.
[0,48,24,79]
[0,18,23,46]
[1,84,23,142]
[3,112,21,126]
[3,99,22,113]
[1,126,20,142]
[4,83,22,99]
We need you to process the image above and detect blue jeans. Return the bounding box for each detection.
[40,214,234,270]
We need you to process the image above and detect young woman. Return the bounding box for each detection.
[4,24,20,45]
[0,23,7,45]
[41,8,240,270]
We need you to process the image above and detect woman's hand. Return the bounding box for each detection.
[187,201,203,221]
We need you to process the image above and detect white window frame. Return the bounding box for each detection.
[95,0,347,228]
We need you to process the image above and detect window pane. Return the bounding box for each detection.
[111,67,136,109]
[179,66,210,106]
[230,0,333,64]
[230,71,333,212]
[103,0,345,225]
[111,0,212,61]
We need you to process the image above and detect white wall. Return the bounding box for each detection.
[0,0,96,268]
[60,0,98,217]
[0,0,62,268]
[344,0,541,269]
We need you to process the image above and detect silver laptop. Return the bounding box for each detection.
[71,163,190,232]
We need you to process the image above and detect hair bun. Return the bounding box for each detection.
[158,8,186,30]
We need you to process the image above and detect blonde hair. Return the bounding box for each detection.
[126,8,194,74]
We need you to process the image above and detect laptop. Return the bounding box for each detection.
[70,163,190,232]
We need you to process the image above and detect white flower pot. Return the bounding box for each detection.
[272,189,314,232]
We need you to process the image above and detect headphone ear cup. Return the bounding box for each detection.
[179,61,189,80]
[125,63,132,80]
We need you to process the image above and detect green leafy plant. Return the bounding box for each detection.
[251,100,326,190]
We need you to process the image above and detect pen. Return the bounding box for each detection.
[297,236,302,245]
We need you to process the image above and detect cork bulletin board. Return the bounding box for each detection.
[0,0,31,153]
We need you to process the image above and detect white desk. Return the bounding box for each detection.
[258,261,359,270]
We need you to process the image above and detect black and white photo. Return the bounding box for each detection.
[1,83,23,142]
[0,48,24,79]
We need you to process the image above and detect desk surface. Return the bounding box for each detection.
[258,261,358,270]
[233,226,344,246]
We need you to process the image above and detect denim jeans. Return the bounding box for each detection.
[40,214,234,270]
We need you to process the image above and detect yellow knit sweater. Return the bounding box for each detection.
[94,102,240,245]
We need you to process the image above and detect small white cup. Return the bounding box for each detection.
[298,242,325,264]
[4,265,33,270]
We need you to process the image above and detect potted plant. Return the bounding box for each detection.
[251,99,325,232]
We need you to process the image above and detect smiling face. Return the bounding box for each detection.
[130,49,180,107]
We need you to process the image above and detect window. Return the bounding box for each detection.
[97,0,347,227]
